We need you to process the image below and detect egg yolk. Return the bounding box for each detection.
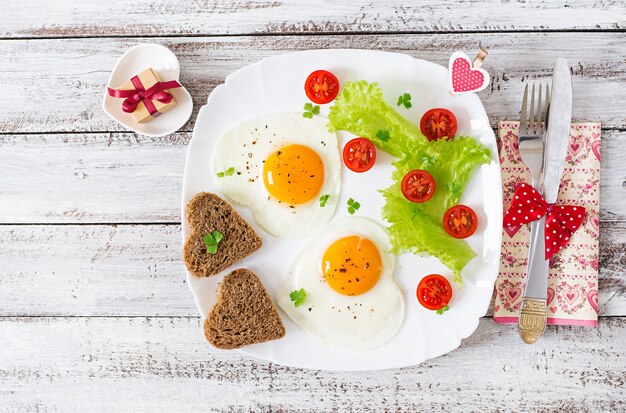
[322,236,383,296]
[263,144,325,205]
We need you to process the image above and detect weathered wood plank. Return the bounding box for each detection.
[0,225,193,317]
[0,133,189,223]
[2,0,625,38]
[1,130,624,223]
[599,220,626,316]
[0,223,623,317]
[0,33,625,133]
[1,316,625,412]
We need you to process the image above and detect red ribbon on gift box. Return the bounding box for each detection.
[107,76,181,117]
[503,183,586,260]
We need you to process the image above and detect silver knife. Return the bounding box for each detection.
[519,58,572,344]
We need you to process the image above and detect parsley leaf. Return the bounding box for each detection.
[436,305,450,315]
[303,102,321,119]
[347,197,361,215]
[396,93,412,109]
[216,167,235,178]
[211,230,223,244]
[319,194,330,207]
[376,130,391,142]
[290,288,307,307]
[203,230,224,255]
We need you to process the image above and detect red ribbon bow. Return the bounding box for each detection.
[503,183,586,259]
[107,75,181,116]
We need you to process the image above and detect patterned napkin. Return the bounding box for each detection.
[493,122,601,326]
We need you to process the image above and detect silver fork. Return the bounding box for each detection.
[519,83,550,190]
[518,83,550,344]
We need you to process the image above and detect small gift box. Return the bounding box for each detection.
[107,67,181,123]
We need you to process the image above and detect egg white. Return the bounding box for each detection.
[212,112,341,238]
[277,217,405,351]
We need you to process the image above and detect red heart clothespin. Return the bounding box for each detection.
[449,48,490,95]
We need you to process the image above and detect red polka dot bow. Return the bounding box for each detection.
[503,183,586,259]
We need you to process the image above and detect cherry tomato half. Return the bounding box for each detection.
[420,108,458,141]
[401,169,436,203]
[305,70,340,104]
[417,274,453,311]
[443,205,478,239]
[343,138,376,173]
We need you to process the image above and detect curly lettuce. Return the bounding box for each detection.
[328,81,426,158]
[329,81,491,279]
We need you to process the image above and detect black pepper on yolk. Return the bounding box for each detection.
[262,144,325,205]
[322,236,383,296]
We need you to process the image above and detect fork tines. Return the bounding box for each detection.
[519,83,550,136]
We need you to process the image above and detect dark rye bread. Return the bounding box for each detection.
[183,192,262,277]
[204,269,285,349]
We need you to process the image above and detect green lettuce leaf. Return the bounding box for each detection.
[329,81,492,279]
[388,136,492,222]
[328,80,427,158]
[381,190,476,279]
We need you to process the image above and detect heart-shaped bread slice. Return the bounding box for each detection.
[183,192,262,277]
[204,269,286,349]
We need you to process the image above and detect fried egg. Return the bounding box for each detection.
[277,217,405,351]
[212,113,340,238]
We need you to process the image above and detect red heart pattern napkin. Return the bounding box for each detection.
[493,122,601,326]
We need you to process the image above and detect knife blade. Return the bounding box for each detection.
[542,58,572,204]
[525,58,572,299]
[519,58,572,344]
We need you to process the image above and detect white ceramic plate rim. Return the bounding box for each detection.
[182,49,502,371]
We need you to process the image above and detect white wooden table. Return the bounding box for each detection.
[1,1,625,411]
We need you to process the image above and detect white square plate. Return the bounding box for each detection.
[182,49,502,371]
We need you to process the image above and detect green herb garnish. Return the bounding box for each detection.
[303,102,321,119]
[203,230,224,254]
[290,288,307,307]
[347,197,361,215]
[436,305,450,315]
[216,167,235,178]
[396,93,412,109]
[319,194,330,207]
[376,130,391,142]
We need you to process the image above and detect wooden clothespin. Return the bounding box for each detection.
[472,47,489,68]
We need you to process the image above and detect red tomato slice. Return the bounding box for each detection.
[420,108,458,141]
[401,170,436,203]
[417,274,453,311]
[443,205,478,239]
[305,70,340,104]
[343,138,376,173]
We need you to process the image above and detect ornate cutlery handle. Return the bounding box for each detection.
[519,216,549,344]
[520,297,547,344]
